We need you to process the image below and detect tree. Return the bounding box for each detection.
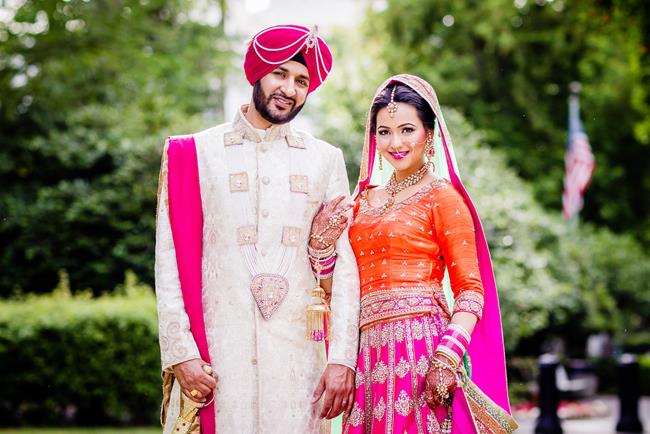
[363,0,650,246]
[0,0,232,295]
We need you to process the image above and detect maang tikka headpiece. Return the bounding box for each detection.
[386,86,398,118]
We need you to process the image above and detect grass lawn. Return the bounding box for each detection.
[0,429,160,434]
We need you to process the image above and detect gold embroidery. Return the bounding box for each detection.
[355,370,365,389]
[411,317,424,340]
[286,134,306,149]
[395,357,410,379]
[289,174,309,194]
[359,287,438,329]
[224,130,243,146]
[362,331,373,434]
[454,290,485,319]
[394,390,412,416]
[426,413,439,434]
[360,177,448,217]
[229,172,249,192]
[237,225,257,245]
[371,360,388,384]
[281,226,301,247]
[374,396,386,421]
[416,355,430,377]
[348,402,364,427]
[394,321,405,342]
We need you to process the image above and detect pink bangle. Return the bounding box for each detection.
[437,324,471,365]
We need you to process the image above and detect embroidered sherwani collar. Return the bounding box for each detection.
[233,104,292,143]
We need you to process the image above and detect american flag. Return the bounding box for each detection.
[562,94,595,220]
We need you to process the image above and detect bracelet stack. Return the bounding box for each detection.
[307,244,337,279]
[436,323,471,367]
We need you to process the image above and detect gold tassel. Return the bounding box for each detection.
[306,287,330,342]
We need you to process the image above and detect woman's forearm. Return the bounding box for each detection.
[448,311,478,336]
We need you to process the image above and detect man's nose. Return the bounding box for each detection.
[281,79,297,97]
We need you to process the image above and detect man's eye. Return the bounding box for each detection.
[274,71,284,76]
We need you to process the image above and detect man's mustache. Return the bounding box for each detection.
[269,92,295,105]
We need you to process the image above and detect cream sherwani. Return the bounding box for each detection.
[156,106,360,433]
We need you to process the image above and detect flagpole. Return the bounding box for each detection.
[568,82,580,227]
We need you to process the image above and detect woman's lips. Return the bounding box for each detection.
[389,151,410,160]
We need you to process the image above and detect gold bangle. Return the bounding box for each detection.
[435,351,460,369]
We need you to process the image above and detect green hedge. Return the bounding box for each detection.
[0,274,161,426]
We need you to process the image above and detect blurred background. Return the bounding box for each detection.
[0,0,649,432]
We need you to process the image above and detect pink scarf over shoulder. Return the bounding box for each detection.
[166,135,216,434]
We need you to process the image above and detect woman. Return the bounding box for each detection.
[315,75,516,434]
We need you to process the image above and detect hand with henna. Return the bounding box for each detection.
[309,195,353,250]
[424,353,459,409]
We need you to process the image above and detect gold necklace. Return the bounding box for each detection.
[380,163,429,212]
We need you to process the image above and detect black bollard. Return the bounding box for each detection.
[535,353,563,434]
[616,353,644,433]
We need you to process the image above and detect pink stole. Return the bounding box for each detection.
[438,133,512,433]
[167,136,216,434]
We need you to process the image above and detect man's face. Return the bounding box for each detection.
[253,60,310,125]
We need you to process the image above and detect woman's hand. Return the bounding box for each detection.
[309,196,353,250]
[424,354,458,409]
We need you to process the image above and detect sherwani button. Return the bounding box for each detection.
[262,176,270,185]
[261,145,268,152]
[251,358,258,365]
[262,209,270,218]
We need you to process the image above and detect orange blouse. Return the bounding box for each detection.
[349,178,484,328]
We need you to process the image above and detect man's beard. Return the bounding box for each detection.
[253,81,305,125]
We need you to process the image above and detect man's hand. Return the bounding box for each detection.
[311,363,355,419]
[173,358,218,403]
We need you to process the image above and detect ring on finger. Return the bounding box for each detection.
[190,389,200,397]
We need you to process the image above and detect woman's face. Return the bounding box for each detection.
[375,102,428,174]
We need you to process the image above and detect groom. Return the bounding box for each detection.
[155,24,360,433]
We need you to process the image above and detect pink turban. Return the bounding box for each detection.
[244,24,333,94]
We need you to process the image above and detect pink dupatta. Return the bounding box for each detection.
[167,136,216,434]
[355,75,511,433]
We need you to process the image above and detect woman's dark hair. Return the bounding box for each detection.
[370,83,436,134]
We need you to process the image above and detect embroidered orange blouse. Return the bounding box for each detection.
[349,178,484,329]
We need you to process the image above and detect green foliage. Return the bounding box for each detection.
[0,273,161,425]
[0,0,231,295]
[363,0,650,246]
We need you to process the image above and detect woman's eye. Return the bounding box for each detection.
[402,127,414,134]
[378,130,389,136]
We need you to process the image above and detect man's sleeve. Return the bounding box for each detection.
[324,147,360,370]
[155,140,201,371]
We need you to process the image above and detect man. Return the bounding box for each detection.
[155,24,360,434]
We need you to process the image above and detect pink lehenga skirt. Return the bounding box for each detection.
[343,313,452,434]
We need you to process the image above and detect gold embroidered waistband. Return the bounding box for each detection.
[359,287,438,329]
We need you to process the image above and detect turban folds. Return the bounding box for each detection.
[244,24,333,94]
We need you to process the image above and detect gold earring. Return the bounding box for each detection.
[378,152,383,170]
[425,132,434,167]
